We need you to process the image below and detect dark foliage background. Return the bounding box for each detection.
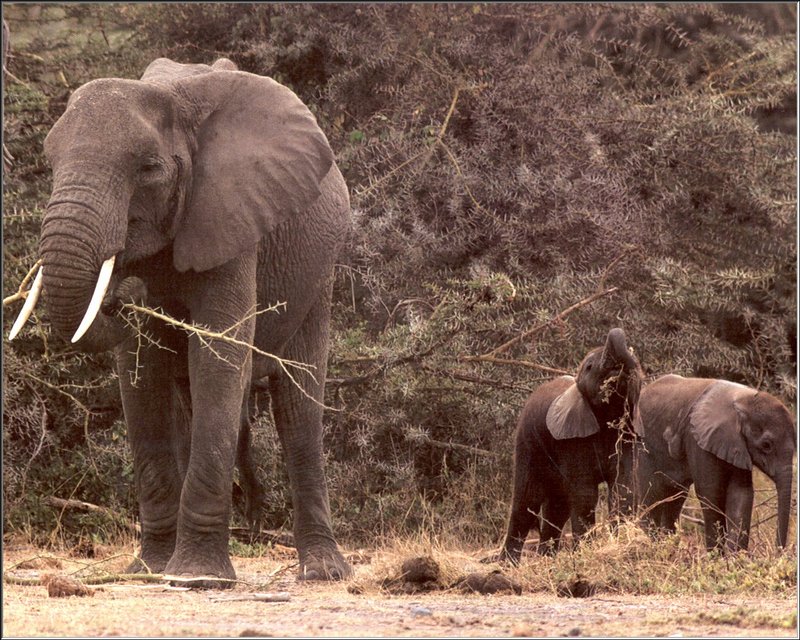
[3,3,796,548]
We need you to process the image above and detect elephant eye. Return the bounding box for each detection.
[761,439,773,453]
[138,158,164,183]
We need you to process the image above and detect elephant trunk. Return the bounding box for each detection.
[774,466,793,549]
[39,168,130,349]
[601,328,642,420]
[602,328,638,372]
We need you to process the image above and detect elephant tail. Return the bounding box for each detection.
[235,390,264,531]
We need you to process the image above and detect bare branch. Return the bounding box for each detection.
[3,259,43,306]
[481,287,619,359]
[121,302,338,411]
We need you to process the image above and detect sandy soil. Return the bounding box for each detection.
[3,549,797,638]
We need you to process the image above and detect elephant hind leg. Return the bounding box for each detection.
[267,285,351,581]
[499,447,543,564]
[235,389,264,531]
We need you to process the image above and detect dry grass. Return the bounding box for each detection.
[337,517,796,598]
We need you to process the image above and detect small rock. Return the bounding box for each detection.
[410,606,433,617]
[566,627,582,637]
[239,629,273,637]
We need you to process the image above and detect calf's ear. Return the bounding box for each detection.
[546,384,600,440]
[688,381,754,470]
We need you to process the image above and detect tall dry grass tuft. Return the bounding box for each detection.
[343,512,795,597]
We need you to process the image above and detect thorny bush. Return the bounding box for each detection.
[3,4,796,550]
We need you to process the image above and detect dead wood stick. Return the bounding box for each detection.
[209,592,291,603]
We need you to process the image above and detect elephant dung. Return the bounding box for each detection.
[456,570,522,595]
[42,573,94,598]
[382,555,442,594]
[556,575,598,598]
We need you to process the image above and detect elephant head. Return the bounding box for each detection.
[546,328,643,439]
[10,58,333,348]
[667,380,796,548]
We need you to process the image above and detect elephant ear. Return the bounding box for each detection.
[546,383,601,440]
[688,380,755,470]
[171,70,334,272]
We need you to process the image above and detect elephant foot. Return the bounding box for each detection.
[163,549,237,590]
[163,575,238,590]
[480,548,520,566]
[125,542,174,574]
[298,546,352,581]
[125,555,168,575]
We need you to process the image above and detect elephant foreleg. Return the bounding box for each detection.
[569,485,599,544]
[695,483,728,551]
[116,339,183,574]
[268,287,351,581]
[165,254,257,586]
[538,497,570,554]
[723,472,753,552]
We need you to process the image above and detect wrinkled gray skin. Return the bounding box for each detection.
[36,58,351,586]
[633,375,795,552]
[498,328,643,564]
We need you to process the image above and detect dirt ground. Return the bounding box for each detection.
[3,548,797,638]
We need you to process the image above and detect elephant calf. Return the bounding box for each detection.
[498,328,643,564]
[633,375,796,552]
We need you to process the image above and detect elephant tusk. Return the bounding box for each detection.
[71,255,116,343]
[8,266,44,341]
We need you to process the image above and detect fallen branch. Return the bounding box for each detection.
[208,592,291,603]
[45,496,117,515]
[420,364,536,391]
[43,496,140,534]
[4,572,165,586]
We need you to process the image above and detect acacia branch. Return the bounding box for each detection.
[356,82,487,198]
[122,301,313,374]
[3,259,42,306]
[407,431,500,458]
[459,354,569,375]
[481,287,619,359]
[121,303,338,412]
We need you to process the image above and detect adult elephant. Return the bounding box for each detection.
[8,57,352,586]
[633,374,795,552]
[497,328,643,564]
